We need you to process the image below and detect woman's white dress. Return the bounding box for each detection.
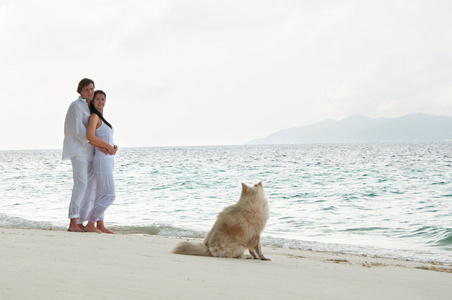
[87,120,115,223]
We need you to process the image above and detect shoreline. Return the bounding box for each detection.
[3,220,451,265]
[1,227,451,299]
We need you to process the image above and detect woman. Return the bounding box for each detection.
[84,90,117,233]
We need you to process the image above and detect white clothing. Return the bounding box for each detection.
[78,172,97,223]
[62,96,94,160]
[63,96,95,219]
[69,157,95,219]
[87,121,116,223]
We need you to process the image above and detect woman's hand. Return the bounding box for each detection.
[107,144,117,155]
[98,146,110,155]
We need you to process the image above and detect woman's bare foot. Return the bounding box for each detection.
[97,221,114,234]
[84,222,102,233]
[100,227,114,234]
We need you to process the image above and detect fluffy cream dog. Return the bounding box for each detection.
[172,182,270,260]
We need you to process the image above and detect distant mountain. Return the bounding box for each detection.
[247,113,452,144]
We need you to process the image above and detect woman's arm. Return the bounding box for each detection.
[87,114,116,155]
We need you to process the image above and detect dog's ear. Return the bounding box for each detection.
[255,182,263,188]
[241,183,248,192]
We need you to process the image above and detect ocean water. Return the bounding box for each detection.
[1,143,451,264]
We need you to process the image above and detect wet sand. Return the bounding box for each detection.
[1,227,451,299]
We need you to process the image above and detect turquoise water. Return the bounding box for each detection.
[1,143,451,264]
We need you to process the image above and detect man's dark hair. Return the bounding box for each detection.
[77,78,95,94]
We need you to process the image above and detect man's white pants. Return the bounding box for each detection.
[69,157,94,220]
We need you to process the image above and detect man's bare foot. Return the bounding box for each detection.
[97,221,114,234]
[84,222,102,233]
[68,226,84,232]
[68,218,84,232]
[78,224,85,231]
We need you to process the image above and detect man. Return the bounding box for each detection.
[62,78,98,232]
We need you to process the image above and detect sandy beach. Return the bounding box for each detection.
[0,227,451,299]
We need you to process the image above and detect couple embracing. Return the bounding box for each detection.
[62,78,117,233]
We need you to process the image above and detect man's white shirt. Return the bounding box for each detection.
[62,96,94,160]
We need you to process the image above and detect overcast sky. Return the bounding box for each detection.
[1,0,451,150]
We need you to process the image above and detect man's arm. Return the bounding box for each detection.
[66,102,89,145]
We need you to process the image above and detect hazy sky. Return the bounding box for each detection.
[1,0,452,150]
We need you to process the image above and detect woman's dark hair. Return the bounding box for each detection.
[90,90,112,129]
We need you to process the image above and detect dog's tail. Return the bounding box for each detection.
[172,241,212,257]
